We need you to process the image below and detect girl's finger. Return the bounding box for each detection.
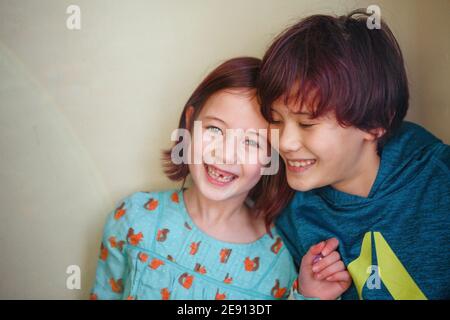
[304,241,326,265]
[315,261,345,280]
[312,251,340,273]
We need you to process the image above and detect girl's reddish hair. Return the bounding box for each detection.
[162,57,295,235]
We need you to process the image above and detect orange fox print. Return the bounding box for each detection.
[178,273,194,289]
[138,252,149,262]
[292,278,299,292]
[215,289,226,300]
[100,242,108,261]
[270,237,283,254]
[109,278,123,293]
[144,198,158,211]
[161,288,170,300]
[89,293,98,300]
[126,295,135,300]
[184,222,192,230]
[156,228,169,242]
[271,279,287,299]
[108,236,125,252]
[194,263,207,274]
[114,202,126,220]
[171,192,179,203]
[223,273,233,284]
[220,248,232,263]
[127,228,144,246]
[149,258,165,270]
[190,241,201,255]
[244,257,260,272]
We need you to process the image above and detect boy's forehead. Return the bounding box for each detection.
[272,82,320,115]
[273,96,313,115]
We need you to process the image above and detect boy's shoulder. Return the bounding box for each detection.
[383,121,449,175]
[432,142,450,174]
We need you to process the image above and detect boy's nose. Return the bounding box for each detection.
[279,123,302,153]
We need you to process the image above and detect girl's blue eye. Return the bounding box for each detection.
[206,126,223,135]
[244,139,260,148]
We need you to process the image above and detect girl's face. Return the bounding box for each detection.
[187,89,269,202]
[270,99,377,193]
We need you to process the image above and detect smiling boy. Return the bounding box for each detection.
[258,10,450,299]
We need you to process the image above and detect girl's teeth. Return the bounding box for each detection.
[206,165,236,183]
[288,160,315,167]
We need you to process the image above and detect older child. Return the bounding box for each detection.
[258,10,450,299]
[90,57,351,300]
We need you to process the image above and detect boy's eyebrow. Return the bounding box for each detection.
[296,111,313,116]
[270,107,312,116]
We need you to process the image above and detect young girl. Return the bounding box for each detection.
[90,57,351,300]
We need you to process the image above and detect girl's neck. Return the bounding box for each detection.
[183,185,268,243]
[183,185,249,226]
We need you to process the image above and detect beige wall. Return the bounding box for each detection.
[0,0,448,299]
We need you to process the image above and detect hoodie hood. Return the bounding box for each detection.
[316,121,444,206]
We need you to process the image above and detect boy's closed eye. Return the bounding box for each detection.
[298,122,316,128]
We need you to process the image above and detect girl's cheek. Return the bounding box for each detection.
[242,164,263,187]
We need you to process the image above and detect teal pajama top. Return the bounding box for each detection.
[90,189,304,300]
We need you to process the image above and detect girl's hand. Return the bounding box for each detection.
[297,238,352,300]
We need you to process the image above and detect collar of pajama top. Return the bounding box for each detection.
[91,188,299,300]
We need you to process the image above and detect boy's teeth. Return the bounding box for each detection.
[206,165,236,183]
[288,160,315,167]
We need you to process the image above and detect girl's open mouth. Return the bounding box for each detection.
[204,164,238,186]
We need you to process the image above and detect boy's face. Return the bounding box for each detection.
[270,98,378,193]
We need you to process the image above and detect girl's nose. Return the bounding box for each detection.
[223,136,238,164]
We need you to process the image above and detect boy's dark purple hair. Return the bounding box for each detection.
[258,9,409,147]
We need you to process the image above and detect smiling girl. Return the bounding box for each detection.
[90,57,351,300]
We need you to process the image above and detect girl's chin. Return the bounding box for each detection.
[197,185,237,201]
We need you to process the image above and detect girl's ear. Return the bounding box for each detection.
[185,105,195,130]
[363,127,386,142]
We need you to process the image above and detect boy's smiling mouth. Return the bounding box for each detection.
[286,158,316,173]
[204,164,239,186]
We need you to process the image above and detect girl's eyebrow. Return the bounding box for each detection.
[203,116,228,126]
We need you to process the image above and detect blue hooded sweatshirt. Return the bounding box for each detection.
[276,121,450,300]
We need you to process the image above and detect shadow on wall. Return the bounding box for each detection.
[0,42,111,299]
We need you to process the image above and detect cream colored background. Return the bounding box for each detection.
[0,0,448,299]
